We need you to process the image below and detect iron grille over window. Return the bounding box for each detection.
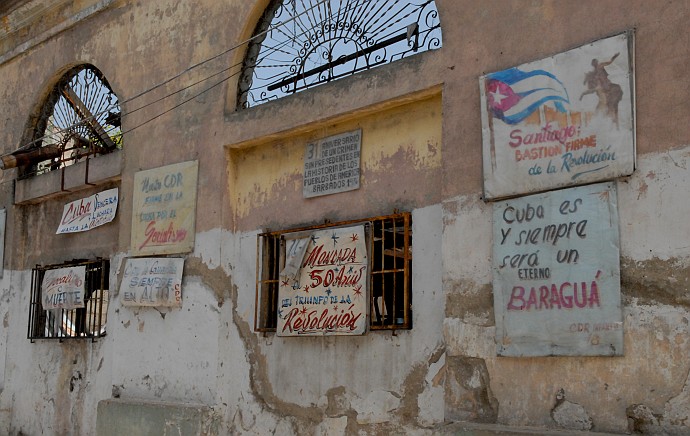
[14,65,121,178]
[255,212,412,332]
[238,0,442,108]
[28,259,109,341]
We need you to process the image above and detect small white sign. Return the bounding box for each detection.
[56,188,119,234]
[120,257,184,307]
[42,265,86,310]
[303,129,361,198]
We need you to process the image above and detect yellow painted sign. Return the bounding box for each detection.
[131,161,198,256]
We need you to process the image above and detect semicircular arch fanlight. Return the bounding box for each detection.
[24,64,121,176]
[238,0,442,109]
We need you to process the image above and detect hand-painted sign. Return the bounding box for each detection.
[120,257,184,307]
[303,129,361,198]
[131,161,198,256]
[492,182,622,356]
[277,225,368,336]
[480,32,635,199]
[56,188,119,234]
[42,265,86,310]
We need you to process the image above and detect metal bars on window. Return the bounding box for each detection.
[255,212,412,332]
[27,259,109,341]
[369,213,411,330]
[238,0,442,108]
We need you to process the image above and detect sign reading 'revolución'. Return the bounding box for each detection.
[303,129,361,198]
[277,225,368,336]
[480,32,635,199]
[492,182,623,356]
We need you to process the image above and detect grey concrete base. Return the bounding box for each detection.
[438,421,624,436]
[96,398,218,436]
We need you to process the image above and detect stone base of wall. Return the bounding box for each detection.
[96,398,218,436]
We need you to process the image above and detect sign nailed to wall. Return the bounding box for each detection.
[131,161,198,256]
[480,32,635,199]
[492,182,623,356]
[303,129,361,198]
[41,265,86,310]
[277,225,368,336]
[120,257,184,307]
[56,188,119,234]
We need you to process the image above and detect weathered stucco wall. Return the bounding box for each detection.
[443,146,690,433]
[0,0,688,435]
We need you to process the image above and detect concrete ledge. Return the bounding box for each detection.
[96,398,218,436]
[15,151,121,204]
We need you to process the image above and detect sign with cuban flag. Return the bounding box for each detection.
[480,32,635,200]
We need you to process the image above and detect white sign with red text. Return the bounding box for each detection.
[480,32,635,199]
[41,265,86,310]
[131,161,198,256]
[277,225,368,336]
[492,182,622,356]
[56,188,118,234]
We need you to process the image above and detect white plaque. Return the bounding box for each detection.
[303,129,361,198]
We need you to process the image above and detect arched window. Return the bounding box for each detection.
[18,64,121,177]
[238,0,442,109]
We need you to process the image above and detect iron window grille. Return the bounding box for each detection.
[238,0,442,108]
[27,258,109,342]
[9,64,122,178]
[255,212,412,332]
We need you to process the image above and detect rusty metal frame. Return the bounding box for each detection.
[255,211,412,333]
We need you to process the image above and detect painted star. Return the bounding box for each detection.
[325,288,332,296]
[281,279,290,287]
[353,285,363,298]
[310,234,320,244]
[300,306,308,316]
[348,266,354,273]
[490,88,507,105]
[278,309,284,318]
[303,285,310,293]
[331,232,340,246]
[350,233,359,242]
[333,306,339,312]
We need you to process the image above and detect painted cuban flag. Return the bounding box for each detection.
[486,68,570,125]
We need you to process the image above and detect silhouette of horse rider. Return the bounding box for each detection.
[580,53,623,127]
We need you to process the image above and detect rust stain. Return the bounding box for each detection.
[637,179,648,200]
[431,364,446,387]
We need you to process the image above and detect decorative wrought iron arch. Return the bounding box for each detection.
[14,64,122,177]
[238,0,442,109]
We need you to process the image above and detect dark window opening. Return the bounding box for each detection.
[255,212,412,332]
[28,258,109,341]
